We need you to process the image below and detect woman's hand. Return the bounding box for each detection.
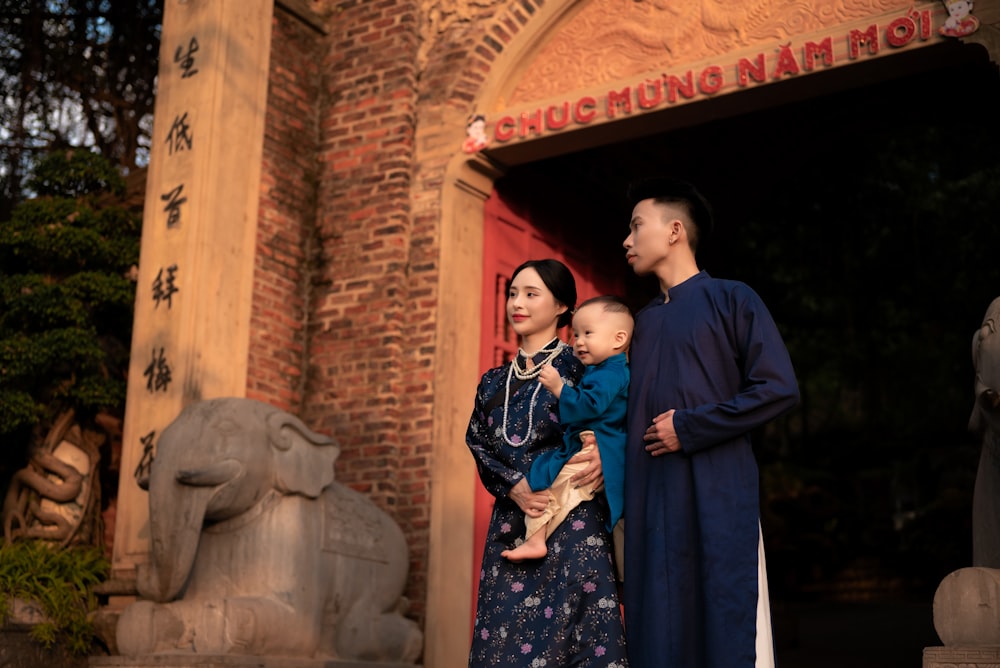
[568,433,604,488]
[509,478,550,517]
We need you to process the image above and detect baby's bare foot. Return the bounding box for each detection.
[501,542,548,562]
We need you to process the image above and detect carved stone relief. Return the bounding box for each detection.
[507,0,926,104]
[417,0,505,71]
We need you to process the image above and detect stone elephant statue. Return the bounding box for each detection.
[970,296,1000,568]
[115,397,423,662]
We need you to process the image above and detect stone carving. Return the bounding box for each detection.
[417,0,502,71]
[924,301,1000,663]
[115,397,423,662]
[933,567,1000,646]
[2,410,106,547]
[970,296,1000,569]
[507,0,921,104]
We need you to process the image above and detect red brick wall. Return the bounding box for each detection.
[254,0,547,633]
[250,9,324,413]
[306,0,432,621]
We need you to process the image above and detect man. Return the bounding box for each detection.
[622,178,800,667]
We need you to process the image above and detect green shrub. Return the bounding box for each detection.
[0,540,109,655]
[0,150,139,439]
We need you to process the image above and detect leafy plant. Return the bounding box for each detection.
[0,540,109,655]
[0,149,139,443]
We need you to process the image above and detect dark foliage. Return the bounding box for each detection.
[0,150,139,450]
[0,0,163,218]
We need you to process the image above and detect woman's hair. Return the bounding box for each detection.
[510,259,577,329]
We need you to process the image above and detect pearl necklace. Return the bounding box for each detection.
[502,338,565,446]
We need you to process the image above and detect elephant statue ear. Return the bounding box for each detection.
[971,326,987,434]
[266,410,340,498]
[970,298,1000,435]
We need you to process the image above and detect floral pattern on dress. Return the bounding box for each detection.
[467,346,628,667]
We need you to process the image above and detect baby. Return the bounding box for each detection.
[502,295,632,561]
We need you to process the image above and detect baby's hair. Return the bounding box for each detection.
[576,295,633,321]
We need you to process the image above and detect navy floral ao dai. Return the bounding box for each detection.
[467,343,628,667]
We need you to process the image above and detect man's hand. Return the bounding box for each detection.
[643,410,681,456]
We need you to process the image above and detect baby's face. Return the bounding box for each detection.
[570,304,630,365]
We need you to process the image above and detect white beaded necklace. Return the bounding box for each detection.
[501,337,565,446]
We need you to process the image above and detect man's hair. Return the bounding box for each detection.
[626,177,714,252]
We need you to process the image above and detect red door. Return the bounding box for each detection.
[472,188,623,620]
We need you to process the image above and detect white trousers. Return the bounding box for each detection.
[756,522,775,668]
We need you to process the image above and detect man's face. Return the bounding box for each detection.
[623,198,675,276]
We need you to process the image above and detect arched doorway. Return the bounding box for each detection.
[425,2,1000,665]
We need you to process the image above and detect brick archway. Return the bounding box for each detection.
[422,2,1000,665]
[421,3,583,665]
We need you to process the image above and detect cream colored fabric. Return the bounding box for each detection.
[525,442,603,540]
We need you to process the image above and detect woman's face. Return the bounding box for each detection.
[506,267,567,343]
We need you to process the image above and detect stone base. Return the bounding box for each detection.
[923,645,1000,667]
[89,657,421,668]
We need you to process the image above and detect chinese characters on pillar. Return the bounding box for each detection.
[174,37,199,78]
[165,112,193,155]
[161,184,187,228]
[134,430,156,488]
[133,27,201,486]
[143,347,172,393]
[152,264,179,308]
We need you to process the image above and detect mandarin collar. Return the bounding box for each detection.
[656,270,709,305]
[595,353,628,368]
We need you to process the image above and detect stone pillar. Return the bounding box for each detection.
[111,0,273,582]
[423,153,501,668]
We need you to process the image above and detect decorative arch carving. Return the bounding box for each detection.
[506,0,923,104]
[445,0,1000,116]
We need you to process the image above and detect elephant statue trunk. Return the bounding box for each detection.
[137,482,216,602]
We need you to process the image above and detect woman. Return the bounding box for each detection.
[467,259,628,667]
